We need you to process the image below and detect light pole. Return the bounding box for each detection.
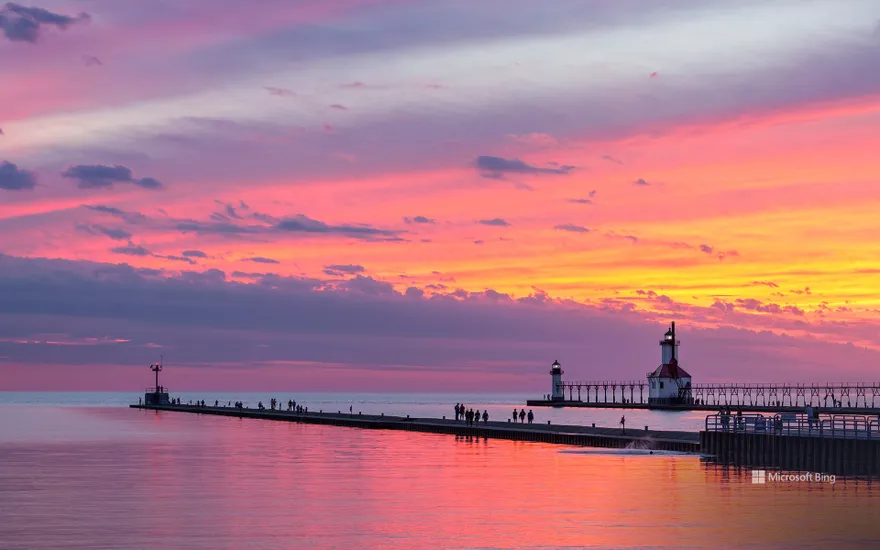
[150,360,163,392]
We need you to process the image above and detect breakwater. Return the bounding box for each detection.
[130,403,700,453]
[701,413,880,476]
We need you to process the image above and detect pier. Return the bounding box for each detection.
[701,412,880,476]
[528,381,880,415]
[130,403,700,453]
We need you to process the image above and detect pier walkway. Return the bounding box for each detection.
[130,403,700,453]
[533,381,880,413]
[526,399,880,415]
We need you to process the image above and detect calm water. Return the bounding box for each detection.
[1,395,878,549]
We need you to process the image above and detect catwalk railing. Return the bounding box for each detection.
[704,413,880,439]
[554,381,647,403]
[554,381,880,407]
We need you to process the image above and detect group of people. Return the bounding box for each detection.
[455,403,488,425]
[253,399,305,412]
[512,408,535,423]
[454,404,538,425]
[718,406,744,431]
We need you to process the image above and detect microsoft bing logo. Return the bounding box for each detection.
[749,469,835,485]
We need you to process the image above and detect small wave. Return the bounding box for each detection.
[559,448,694,457]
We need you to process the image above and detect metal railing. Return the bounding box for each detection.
[705,413,880,439]
[144,386,169,393]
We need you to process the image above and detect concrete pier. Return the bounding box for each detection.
[701,413,880,476]
[130,403,700,453]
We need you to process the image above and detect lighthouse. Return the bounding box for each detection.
[647,322,693,406]
[550,360,564,401]
[660,322,679,365]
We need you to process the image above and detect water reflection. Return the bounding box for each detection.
[0,406,877,549]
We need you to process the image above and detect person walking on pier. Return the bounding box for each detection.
[721,408,730,431]
[527,410,534,424]
[620,415,626,434]
[519,409,526,423]
[454,403,460,421]
[512,408,518,423]
[482,410,488,423]
[474,409,480,425]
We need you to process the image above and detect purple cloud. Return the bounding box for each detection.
[478,218,510,227]
[554,224,590,233]
[476,156,574,179]
[0,3,90,43]
[0,161,36,190]
[323,264,366,276]
[245,256,280,264]
[62,164,164,190]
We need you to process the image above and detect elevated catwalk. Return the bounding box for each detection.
[529,381,880,414]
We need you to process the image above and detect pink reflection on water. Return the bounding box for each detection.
[0,407,876,549]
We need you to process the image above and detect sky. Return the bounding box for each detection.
[1,0,879,391]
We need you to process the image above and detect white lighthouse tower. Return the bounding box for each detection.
[647,322,693,406]
[550,360,564,401]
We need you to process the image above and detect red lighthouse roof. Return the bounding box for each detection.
[649,358,691,379]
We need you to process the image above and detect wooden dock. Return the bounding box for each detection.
[130,403,701,453]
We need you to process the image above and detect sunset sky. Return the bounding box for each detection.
[1,0,879,391]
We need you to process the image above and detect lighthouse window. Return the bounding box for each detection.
[660,382,664,389]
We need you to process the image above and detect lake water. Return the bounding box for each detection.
[1,393,878,549]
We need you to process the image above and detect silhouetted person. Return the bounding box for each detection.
[527,410,534,424]
[519,409,525,423]
[474,409,480,424]
[512,408,518,423]
[620,415,626,434]
[482,410,488,423]
[455,403,461,421]
[215,400,219,407]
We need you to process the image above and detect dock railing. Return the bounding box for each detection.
[705,413,880,439]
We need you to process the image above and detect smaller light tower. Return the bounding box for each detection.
[550,360,565,401]
[145,356,170,405]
